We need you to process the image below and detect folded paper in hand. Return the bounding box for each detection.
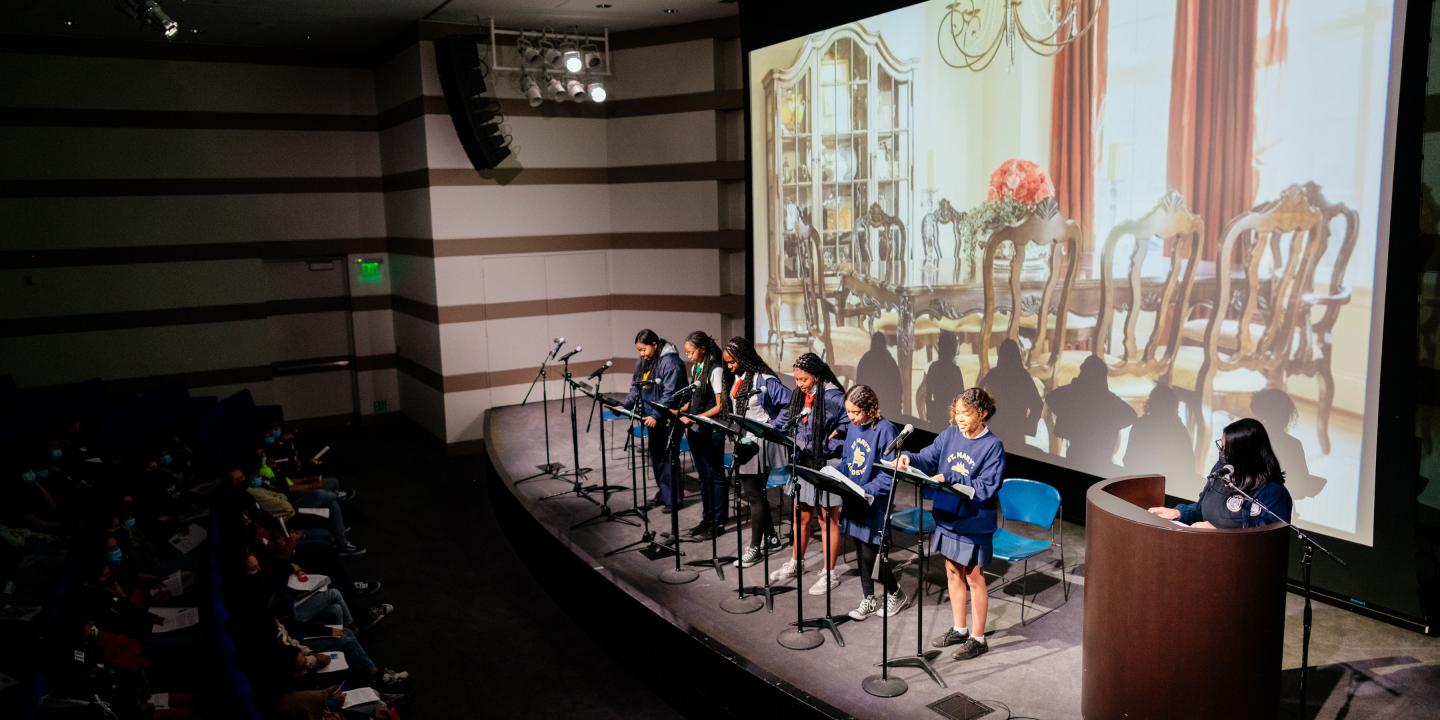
[342,687,381,709]
[168,523,208,554]
[296,507,330,519]
[287,573,330,593]
[817,465,873,504]
[151,607,199,633]
[318,651,348,673]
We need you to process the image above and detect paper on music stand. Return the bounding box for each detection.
[150,607,199,633]
[296,507,330,519]
[168,523,208,555]
[317,651,348,673]
[876,460,976,499]
[342,687,381,709]
[817,465,874,504]
[287,573,329,593]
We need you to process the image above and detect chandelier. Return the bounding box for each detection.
[937,0,1103,72]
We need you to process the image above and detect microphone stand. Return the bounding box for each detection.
[606,389,673,559]
[863,461,907,697]
[1223,478,1345,720]
[777,414,823,651]
[657,401,697,585]
[539,355,597,505]
[516,341,566,484]
[571,369,639,530]
[682,411,739,580]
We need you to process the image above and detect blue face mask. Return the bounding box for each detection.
[35,469,50,480]
[250,476,263,488]
[105,549,123,566]
[272,428,283,440]
[123,517,136,529]
[50,448,63,459]
[160,454,172,465]
[20,470,36,483]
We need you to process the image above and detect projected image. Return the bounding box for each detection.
[749,0,1399,545]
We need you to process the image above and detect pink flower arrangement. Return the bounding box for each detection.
[985,158,1056,205]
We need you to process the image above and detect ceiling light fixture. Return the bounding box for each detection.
[587,81,607,103]
[663,8,679,14]
[938,0,1103,72]
[119,0,179,39]
[488,20,613,107]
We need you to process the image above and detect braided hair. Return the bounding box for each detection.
[787,352,843,466]
[684,330,731,413]
[723,337,778,417]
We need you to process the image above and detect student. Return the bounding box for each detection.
[896,387,1005,660]
[769,353,851,596]
[677,331,732,539]
[722,336,791,566]
[837,385,908,620]
[1148,418,1293,528]
[612,329,687,511]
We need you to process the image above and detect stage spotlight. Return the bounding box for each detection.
[121,0,179,39]
[516,33,541,64]
[521,75,543,107]
[583,49,603,71]
[547,76,566,101]
[566,78,588,101]
[543,44,562,69]
[587,81,607,103]
[562,49,583,73]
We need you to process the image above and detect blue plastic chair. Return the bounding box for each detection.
[990,478,1069,625]
[599,407,629,458]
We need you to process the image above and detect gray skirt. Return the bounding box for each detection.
[930,528,992,568]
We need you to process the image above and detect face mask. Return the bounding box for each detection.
[160,454,172,465]
[272,428,283,440]
[250,476,263,488]
[123,517,136,529]
[50,449,63,459]
[20,470,35,483]
[105,549,123,566]
[264,435,275,445]
[35,469,49,480]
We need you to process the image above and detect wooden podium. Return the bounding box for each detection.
[1082,475,1290,719]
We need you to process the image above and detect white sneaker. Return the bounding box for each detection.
[808,568,842,595]
[881,589,910,617]
[848,595,880,621]
[769,557,801,583]
[734,544,763,568]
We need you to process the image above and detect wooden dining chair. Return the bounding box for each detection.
[1169,185,1326,463]
[1086,191,1205,412]
[803,213,873,382]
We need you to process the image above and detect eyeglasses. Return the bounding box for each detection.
[1214,438,1224,451]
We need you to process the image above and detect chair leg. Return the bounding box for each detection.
[1018,558,1031,626]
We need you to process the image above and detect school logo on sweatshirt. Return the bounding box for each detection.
[947,450,975,477]
[848,439,872,477]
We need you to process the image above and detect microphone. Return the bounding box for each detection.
[586,360,613,380]
[547,337,566,360]
[556,346,583,362]
[882,424,914,456]
[788,406,811,431]
[733,387,764,399]
[1208,463,1235,483]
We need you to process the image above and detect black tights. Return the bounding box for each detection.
[854,538,897,597]
[739,473,775,547]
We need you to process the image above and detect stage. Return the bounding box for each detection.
[482,400,1440,719]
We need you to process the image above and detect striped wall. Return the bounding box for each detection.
[0,16,748,447]
[390,20,747,448]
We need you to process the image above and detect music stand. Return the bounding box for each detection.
[569,379,639,530]
[645,398,695,585]
[730,415,794,612]
[604,395,674,560]
[680,411,739,580]
[780,464,868,649]
[516,341,566,483]
[873,459,972,692]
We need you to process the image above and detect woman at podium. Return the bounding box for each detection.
[1147,418,1293,528]
[896,388,1005,661]
[721,337,791,567]
[770,353,850,596]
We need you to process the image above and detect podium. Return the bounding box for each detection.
[1082,475,1289,720]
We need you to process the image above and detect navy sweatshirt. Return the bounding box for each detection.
[840,418,899,543]
[905,426,1006,542]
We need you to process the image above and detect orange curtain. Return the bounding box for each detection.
[1167,0,1259,259]
[1049,0,1109,251]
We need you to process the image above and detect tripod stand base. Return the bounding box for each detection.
[570,505,640,530]
[659,568,698,584]
[862,674,909,698]
[514,463,566,485]
[720,594,765,615]
[884,652,947,688]
[777,627,824,650]
[796,616,846,646]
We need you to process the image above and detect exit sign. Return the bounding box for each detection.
[357,259,383,283]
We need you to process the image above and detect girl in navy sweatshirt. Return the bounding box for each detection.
[722,336,791,566]
[837,385,907,621]
[897,387,1005,660]
[770,353,850,596]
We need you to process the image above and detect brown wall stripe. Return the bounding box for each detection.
[81,352,399,397]
[1,107,378,131]
[391,294,746,325]
[0,232,739,268]
[421,161,743,187]
[396,354,445,393]
[0,177,384,198]
[2,296,377,338]
[438,357,625,394]
[0,34,378,68]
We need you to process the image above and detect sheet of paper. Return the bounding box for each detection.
[159,571,184,598]
[317,651,348,673]
[168,523,208,554]
[296,507,330,519]
[149,693,170,710]
[287,573,329,592]
[817,465,873,504]
[342,687,381,709]
[150,607,199,633]
[875,460,976,498]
